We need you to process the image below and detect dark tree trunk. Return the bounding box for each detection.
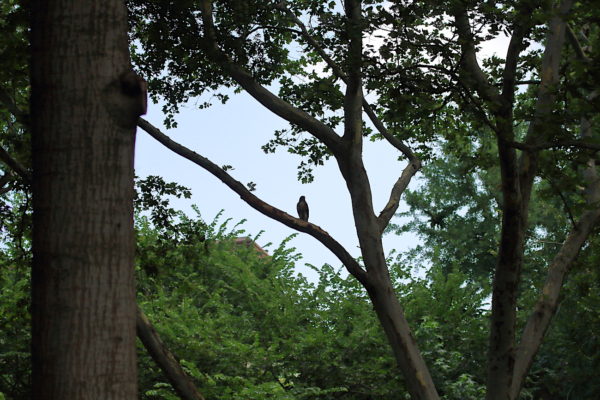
[30,0,144,398]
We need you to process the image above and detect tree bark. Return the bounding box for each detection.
[30,0,143,398]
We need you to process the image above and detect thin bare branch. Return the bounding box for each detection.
[137,118,369,285]
[197,0,342,154]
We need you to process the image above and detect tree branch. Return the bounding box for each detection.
[136,305,206,400]
[485,3,573,398]
[197,0,342,154]
[137,118,369,286]
[518,0,574,205]
[566,23,591,63]
[0,171,12,195]
[276,1,420,229]
[0,86,31,181]
[0,86,29,126]
[377,160,421,232]
[507,138,600,152]
[452,5,502,107]
[0,145,30,181]
[501,4,536,105]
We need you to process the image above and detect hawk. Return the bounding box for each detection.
[297,196,309,221]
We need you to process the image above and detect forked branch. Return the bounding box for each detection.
[511,68,597,400]
[276,1,417,162]
[276,1,419,230]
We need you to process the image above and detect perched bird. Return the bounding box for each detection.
[297,196,309,221]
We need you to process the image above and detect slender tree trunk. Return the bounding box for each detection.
[30,0,144,398]
[367,269,440,400]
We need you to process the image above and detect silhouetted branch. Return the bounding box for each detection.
[137,118,369,285]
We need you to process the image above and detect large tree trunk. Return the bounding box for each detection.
[30,0,144,398]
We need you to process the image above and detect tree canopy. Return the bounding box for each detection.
[0,0,599,399]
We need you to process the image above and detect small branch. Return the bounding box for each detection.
[518,0,575,208]
[362,103,417,162]
[0,171,12,188]
[377,160,421,232]
[566,23,591,63]
[136,305,206,400]
[0,172,12,196]
[137,118,369,285]
[520,0,574,148]
[0,86,31,182]
[0,86,29,126]
[493,80,541,87]
[455,77,498,134]
[507,139,600,152]
[547,174,576,227]
[275,1,347,89]
[0,145,30,181]
[197,0,342,154]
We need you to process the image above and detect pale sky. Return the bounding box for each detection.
[135,92,414,280]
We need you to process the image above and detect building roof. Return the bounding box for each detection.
[232,237,269,258]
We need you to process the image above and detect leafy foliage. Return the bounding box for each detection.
[394,139,600,398]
